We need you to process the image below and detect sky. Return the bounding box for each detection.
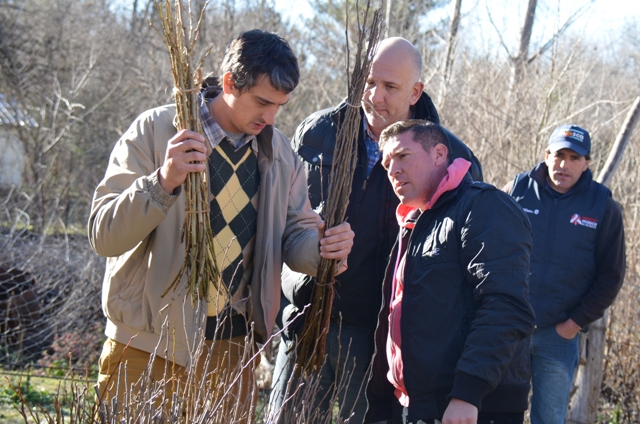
[273,0,640,55]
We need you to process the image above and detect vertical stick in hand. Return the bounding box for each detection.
[296,2,383,375]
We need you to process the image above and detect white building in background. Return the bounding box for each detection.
[0,94,33,189]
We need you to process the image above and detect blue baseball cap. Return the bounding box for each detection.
[548,125,591,156]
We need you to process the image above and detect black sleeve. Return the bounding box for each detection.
[450,189,535,406]
[291,112,334,211]
[568,197,626,328]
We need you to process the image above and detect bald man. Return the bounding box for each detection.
[268,38,482,423]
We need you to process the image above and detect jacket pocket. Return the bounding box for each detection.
[105,239,151,325]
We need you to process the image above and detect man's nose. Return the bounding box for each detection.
[263,107,278,125]
[388,160,400,177]
[367,85,382,104]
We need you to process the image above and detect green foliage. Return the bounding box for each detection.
[610,403,623,424]
[1,369,98,423]
[599,402,623,424]
[35,329,104,380]
[1,375,56,413]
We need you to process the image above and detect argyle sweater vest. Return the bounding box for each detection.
[206,140,260,319]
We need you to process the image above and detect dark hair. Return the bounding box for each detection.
[220,29,299,94]
[380,119,451,162]
[545,149,591,161]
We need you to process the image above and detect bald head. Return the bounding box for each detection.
[373,37,422,82]
[362,37,425,139]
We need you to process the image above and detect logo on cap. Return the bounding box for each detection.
[564,130,584,142]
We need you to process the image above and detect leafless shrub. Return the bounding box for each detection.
[0,229,104,368]
[6,305,365,423]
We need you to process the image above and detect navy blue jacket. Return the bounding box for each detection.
[365,176,535,422]
[281,92,483,334]
[509,162,626,328]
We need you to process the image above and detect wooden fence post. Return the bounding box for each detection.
[567,96,640,423]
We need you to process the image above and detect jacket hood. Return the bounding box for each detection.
[201,75,222,98]
[396,158,471,229]
[413,90,440,124]
[529,161,593,195]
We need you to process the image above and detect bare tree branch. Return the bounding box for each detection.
[597,96,640,186]
[527,4,590,65]
[439,0,462,104]
[485,1,513,58]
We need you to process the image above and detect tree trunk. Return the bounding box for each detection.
[438,0,462,104]
[385,0,393,37]
[131,0,138,33]
[567,96,640,423]
[596,96,640,186]
[567,311,609,424]
[510,0,537,88]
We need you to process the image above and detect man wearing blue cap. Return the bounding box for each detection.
[504,124,626,424]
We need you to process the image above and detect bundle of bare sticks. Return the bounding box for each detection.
[154,0,227,304]
[296,2,383,374]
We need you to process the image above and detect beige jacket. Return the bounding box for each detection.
[88,105,320,366]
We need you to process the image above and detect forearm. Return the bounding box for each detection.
[282,151,323,275]
[282,224,321,276]
[88,169,179,257]
[569,199,626,328]
[568,278,624,328]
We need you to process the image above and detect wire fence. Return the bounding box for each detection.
[0,231,105,370]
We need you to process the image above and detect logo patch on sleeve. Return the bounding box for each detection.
[570,214,598,229]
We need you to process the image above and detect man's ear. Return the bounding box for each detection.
[222,72,236,94]
[433,143,449,166]
[410,81,424,106]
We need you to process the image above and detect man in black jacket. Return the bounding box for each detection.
[367,120,534,424]
[269,38,482,423]
[504,125,626,424]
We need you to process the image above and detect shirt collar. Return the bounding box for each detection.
[363,118,378,142]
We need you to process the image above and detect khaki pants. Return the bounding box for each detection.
[96,336,259,422]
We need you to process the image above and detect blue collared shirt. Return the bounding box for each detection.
[363,119,381,178]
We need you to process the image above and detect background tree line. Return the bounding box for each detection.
[0,0,638,421]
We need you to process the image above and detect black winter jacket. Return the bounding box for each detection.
[365,176,535,423]
[280,92,483,335]
[509,163,626,329]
